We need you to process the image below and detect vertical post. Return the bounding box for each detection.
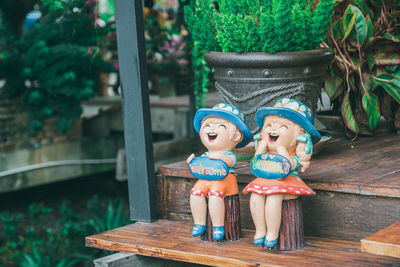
[114,0,157,221]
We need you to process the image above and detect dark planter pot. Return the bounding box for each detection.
[204,49,334,134]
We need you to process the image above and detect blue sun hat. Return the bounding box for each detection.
[256,98,321,144]
[194,103,253,148]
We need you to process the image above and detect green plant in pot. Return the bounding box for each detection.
[3,0,115,134]
[184,0,336,133]
[323,0,400,137]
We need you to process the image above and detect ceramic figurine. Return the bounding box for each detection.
[242,98,321,249]
[187,103,253,240]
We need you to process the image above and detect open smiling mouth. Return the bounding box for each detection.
[268,133,279,144]
[208,133,218,142]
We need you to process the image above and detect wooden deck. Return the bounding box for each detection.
[86,220,400,267]
[86,133,400,266]
[159,133,400,198]
[361,221,400,258]
[157,133,400,241]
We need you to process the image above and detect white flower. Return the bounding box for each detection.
[223,105,232,112]
[286,102,306,117]
[286,101,300,110]
[154,52,163,62]
[172,34,180,41]
[281,98,290,104]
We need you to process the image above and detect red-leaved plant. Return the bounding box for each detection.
[323,0,399,137]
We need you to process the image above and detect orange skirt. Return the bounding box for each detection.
[242,175,315,196]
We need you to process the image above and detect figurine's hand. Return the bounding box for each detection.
[300,161,310,173]
[276,145,289,157]
[260,131,269,142]
[297,151,311,162]
[296,133,313,155]
[186,153,195,164]
[254,133,261,150]
[207,152,221,160]
[255,139,268,155]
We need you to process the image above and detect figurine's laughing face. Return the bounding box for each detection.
[199,117,242,151]
[262,116,302,152]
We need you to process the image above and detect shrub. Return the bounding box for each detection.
[184,0,336,53]
[1,0,115,133]
[323,0,400,136]
[0,196,130,266]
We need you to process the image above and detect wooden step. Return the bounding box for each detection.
[157,133,400,241]
[361,221,400,258]
[86,220,400,267]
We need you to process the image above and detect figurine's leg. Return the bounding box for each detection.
[265,193,285,247]
[190,194,207,225]
[250,193,267,244]
[208,195,224,226]
[208,194,225,240]
[190,194,207,236]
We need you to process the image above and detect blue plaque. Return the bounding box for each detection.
[188,156,229,181]
[250,153,291,179]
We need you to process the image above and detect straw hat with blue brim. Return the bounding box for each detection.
[255,98,321,144]
[194,103,253,148]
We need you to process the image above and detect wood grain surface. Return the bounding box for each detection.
[201,194,241,242]
[157,179,400,241]
[361,221,400,258]
[158,133,400,198]
[157,133,400,241]
[275,198,304,251]
[86,220,400,267]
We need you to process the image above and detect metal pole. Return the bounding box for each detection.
[114,0,157,221]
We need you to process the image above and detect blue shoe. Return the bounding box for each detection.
[212,226,225,241]
[254,236,265,246]
[191,224,206,237]
[264,238,278,249]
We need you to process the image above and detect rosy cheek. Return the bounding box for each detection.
[200,131,208,140]
[279,131,289,141]
[278,127,286,134]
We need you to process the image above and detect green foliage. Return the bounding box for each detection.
[184,0,219,52]
[192,43,211,108]
[1,0,115,133]
[184,0,336,53]
[0,196,130,266]
[183,0,336,108]
[86,196,127,233]
[181,0,210,108]
[324,0,400,136]
[311,0,336,48]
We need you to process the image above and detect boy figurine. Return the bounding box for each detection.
[243,98,320,248]
[187,103,252,240]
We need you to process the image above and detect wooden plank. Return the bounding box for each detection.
[361,221,400,258]
[159,175,400,240]
[302,191,400,241]
[93,252,202,267]
[114,0,157,221]
[86,220,400,267]
[158,133,400,198]
[361,171,400,198]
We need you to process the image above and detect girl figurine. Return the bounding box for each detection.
[242,98,321,248]
[187,103,252,240]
